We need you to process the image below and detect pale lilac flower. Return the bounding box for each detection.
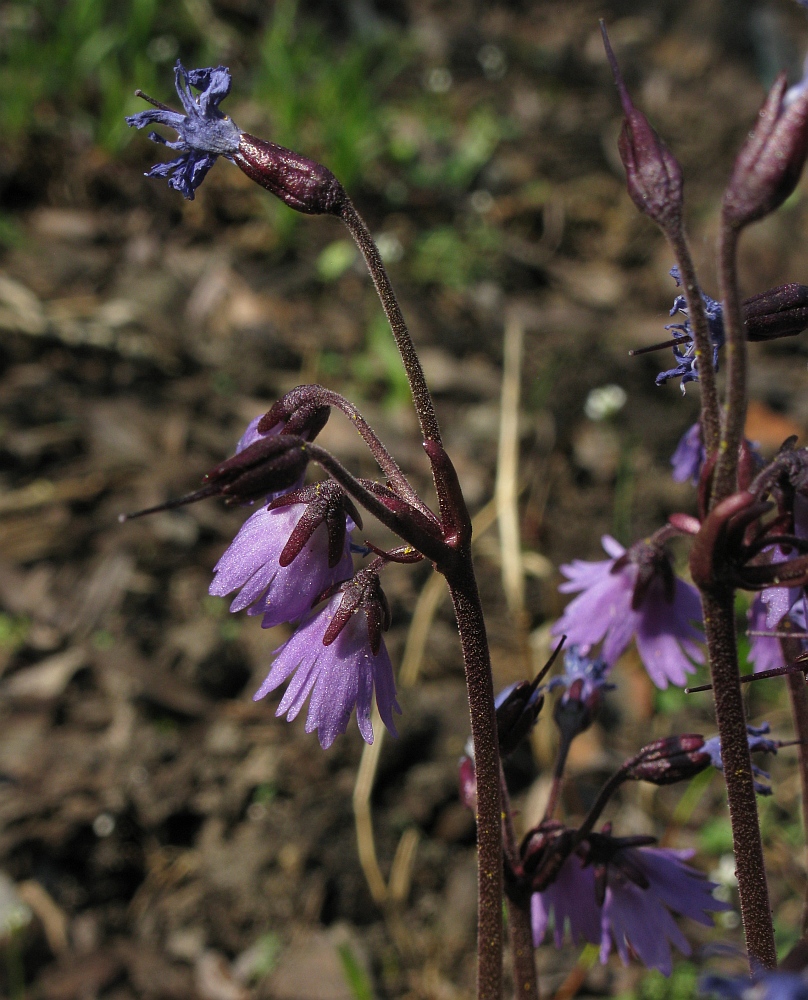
[599,846,729,975]
[254,589,401,749]
[126,62,241,199]
[671,423,706,484]
[209,499,354,627]
[552,536,704,688]
[748,594,786,675]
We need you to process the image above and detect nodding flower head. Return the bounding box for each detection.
[126,62,241,200]
[254,567,400,749]
[625,734,713,786]
[552,534,704,688]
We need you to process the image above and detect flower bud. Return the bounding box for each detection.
[723,74,808,229]
[744,283,808,342]
[232,133,347,215]
[625,734,711,785]
[203,433,310,504]
[495,680,544,757]
[257,386,331,440]
[601,21,683,233]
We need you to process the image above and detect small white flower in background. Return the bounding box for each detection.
[584,384,627,421]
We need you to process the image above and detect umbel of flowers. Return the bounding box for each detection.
[124,16,808,995]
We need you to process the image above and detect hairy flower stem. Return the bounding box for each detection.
[339,199,443,447]
[449,559,504,1000]
[713,223,745,507]
[301,387,430,516]
[780,635,808,935]
[666,226,721,455]
[501,770,539,1000]
[702,589,776,969]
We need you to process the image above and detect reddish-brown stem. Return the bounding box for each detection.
[666,226,721,455]
[448,558,503,1000]
[781,635,808,935]
[542,737,572,823]
[702,588,776,969]
[713,223,745,506]
[500,770,539,1000]
[338,199,442,447]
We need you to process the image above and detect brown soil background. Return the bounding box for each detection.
[3,1,808,997]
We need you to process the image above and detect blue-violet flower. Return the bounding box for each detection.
[657,268,725,391]
[126,62,241,200]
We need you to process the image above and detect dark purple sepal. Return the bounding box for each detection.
[267,481,361,568]
[203,433,310,505]
[724,74,808,229]
[689,491,771,590]
[580,824,658,906]
[520,820,576,893]
[601,21,683,233]
[745,283,808,342]
[233,133,347,216]
[322,568,390,655]
[257,386,331,440]
[625,734,712,785]
[615,537,675,608]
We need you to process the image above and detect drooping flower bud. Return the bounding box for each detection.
[495,680,545,757]
[119,434,310,521]
[624,734,712,785]
[232,133,347,216]
[257,386,332,440]
[201,433,310,505]
[723,74,808,230]
[600,21,683,233]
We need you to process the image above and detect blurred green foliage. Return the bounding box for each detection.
[617,962,698,1000]
[0,0,204,149]
[2,0,513,291]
